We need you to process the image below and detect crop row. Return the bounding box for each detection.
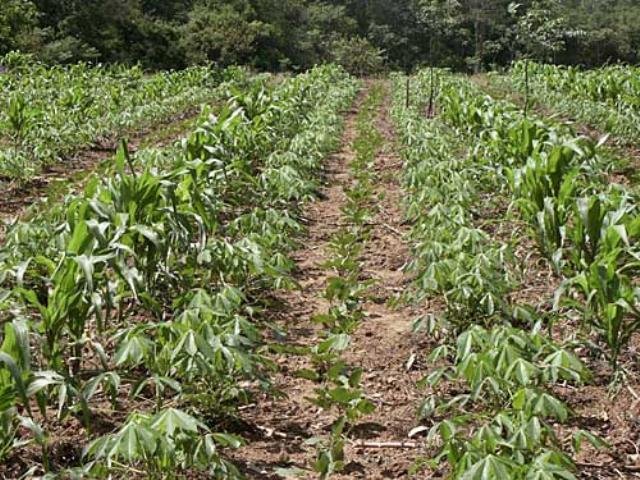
[506,61,640,144]
[436,72,640,370]
[390,68,638,478]
[0,52,247,181]
[0,65,357,478]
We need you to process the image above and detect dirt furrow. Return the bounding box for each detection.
[336,83,429,479]
[229,85,363,480]
[231,81,428,479]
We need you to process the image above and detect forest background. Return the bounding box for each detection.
[1,0,638,73]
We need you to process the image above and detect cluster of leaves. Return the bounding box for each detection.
[393,70,518,333]
[439,74,640,371]
[420,325,600,479]
[0,51,246,181]
[391,71,606,478]
[0,0,404,73]
[302,86,384,478]
[508,61,640,144]
[5,0,640,73]
[0,64,358,477]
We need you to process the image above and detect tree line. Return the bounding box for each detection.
[1,0,639,72]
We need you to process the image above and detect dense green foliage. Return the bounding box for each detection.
[2,0,640,72]
[0,53,242,181]
[506,61,640,144]
[0,64,356,477]
[392,68,640,476]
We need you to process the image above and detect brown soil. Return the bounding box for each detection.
[229,82,430,479]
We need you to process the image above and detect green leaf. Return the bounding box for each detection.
[531,392,568,422]
[348,368,363,388]
[68,220,91,255]
[151,408,203,437]
[2,319,30,371]
[317,334,350,353]
[328,387,359,404]
[26,371,64,397]
[130,225,163,250]
[211,432,244,448]
[572,430,609,454]
[114,333,151,366]
[506,358,539,386]
[462,455,514,480]
[0,352,28,412]
[74,255,95,292]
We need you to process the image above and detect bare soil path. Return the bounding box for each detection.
[231,81,430,479]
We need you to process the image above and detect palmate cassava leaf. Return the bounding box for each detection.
[526,450,577,480]
[150,408,203,437]
[0,66,353,475]
[86,415,159,463]
[460,454,515,480]
[392,70,610,480]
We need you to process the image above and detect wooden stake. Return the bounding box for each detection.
[524,58,530,118]
[406,76,410,109]
[427,66,435,118]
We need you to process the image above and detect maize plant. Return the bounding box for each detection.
[0,64,358,477]
[508,61,640,144]
[556,259,640,371]
[0,51,248,181]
